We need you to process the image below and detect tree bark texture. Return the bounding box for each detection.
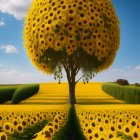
[68,82,76,104]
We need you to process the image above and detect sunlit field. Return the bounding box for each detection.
[0,104,69,140]
[76,105,140,140]
[0,82,140,140]
[19,82,124,105]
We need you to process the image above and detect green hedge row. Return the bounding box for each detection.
[12,84,39,104]
[0,84,39,104]
[53,105,86,140]
[0,86,18,103]
[102,83,140,104]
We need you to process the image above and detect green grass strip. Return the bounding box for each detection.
[53,105,86,140]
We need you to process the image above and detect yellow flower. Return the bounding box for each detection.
[95,116,103,124]
[30,118,35,126]
[106,130,116,139]
[85,125,93,135]
[86,133,93,140]
[53,122,59,132]
[20,118,28,129]
[43,130,52,139]
[12,118,19,127]
[131,128,140,140]
[108,124,117,133]
[54,114,65,126]
[122,125,131,136]
[97,124,105,134]
[0,132,8,140]
[92,129,100,139]
[43,125,55,136]
[103,117,110,125]
[23,0,120,74]
[129,118,138,128]
[2,122,14,134]
[99,134,107,140]
[90,119,97,129]
[15,123,24,133]
[83,120,90,128]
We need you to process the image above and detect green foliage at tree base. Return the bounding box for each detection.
[53,105,86,140]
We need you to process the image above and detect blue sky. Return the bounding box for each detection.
[0,0,140,84]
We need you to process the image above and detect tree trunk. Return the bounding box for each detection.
[63,57,77,104]
[68,82,76,104]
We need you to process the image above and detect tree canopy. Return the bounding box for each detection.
[23,0,120,78]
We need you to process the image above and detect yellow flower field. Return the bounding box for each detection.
[76,105,140,140]
[0,82,140,140]
[18,82,124,104]
[0,104,69,140]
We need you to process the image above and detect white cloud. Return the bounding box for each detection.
[0,70,55,84]
[0,45,18,54]
[93,66,140,84]
[134,65,140,71]
[124,66,133,69]
[0,20,5,27]
[0,65,140,84]
[0,0,32,20]
[0,64,2,68]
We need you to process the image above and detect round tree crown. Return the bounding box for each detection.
[23,0,120,74]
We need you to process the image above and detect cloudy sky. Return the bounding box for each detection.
[0,0,140,84]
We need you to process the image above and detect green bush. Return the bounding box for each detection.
[12,84,39,104]
[102,83,140,104]
[0,86,18,104]
[116,79,129,86]
[134,83,140,87]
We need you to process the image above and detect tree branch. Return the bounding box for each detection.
[62,59,73,85]
[75,68,80,75]
[75,74,84,84]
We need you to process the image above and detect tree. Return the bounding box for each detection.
[23,0,120,104]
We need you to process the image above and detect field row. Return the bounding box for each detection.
[20,83,124,105]
[0,105,70,140]
[1,105,140,140]
[76,105,140,140]
[1,83,126,105]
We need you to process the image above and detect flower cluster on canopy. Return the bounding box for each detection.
[23,0,120,74]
